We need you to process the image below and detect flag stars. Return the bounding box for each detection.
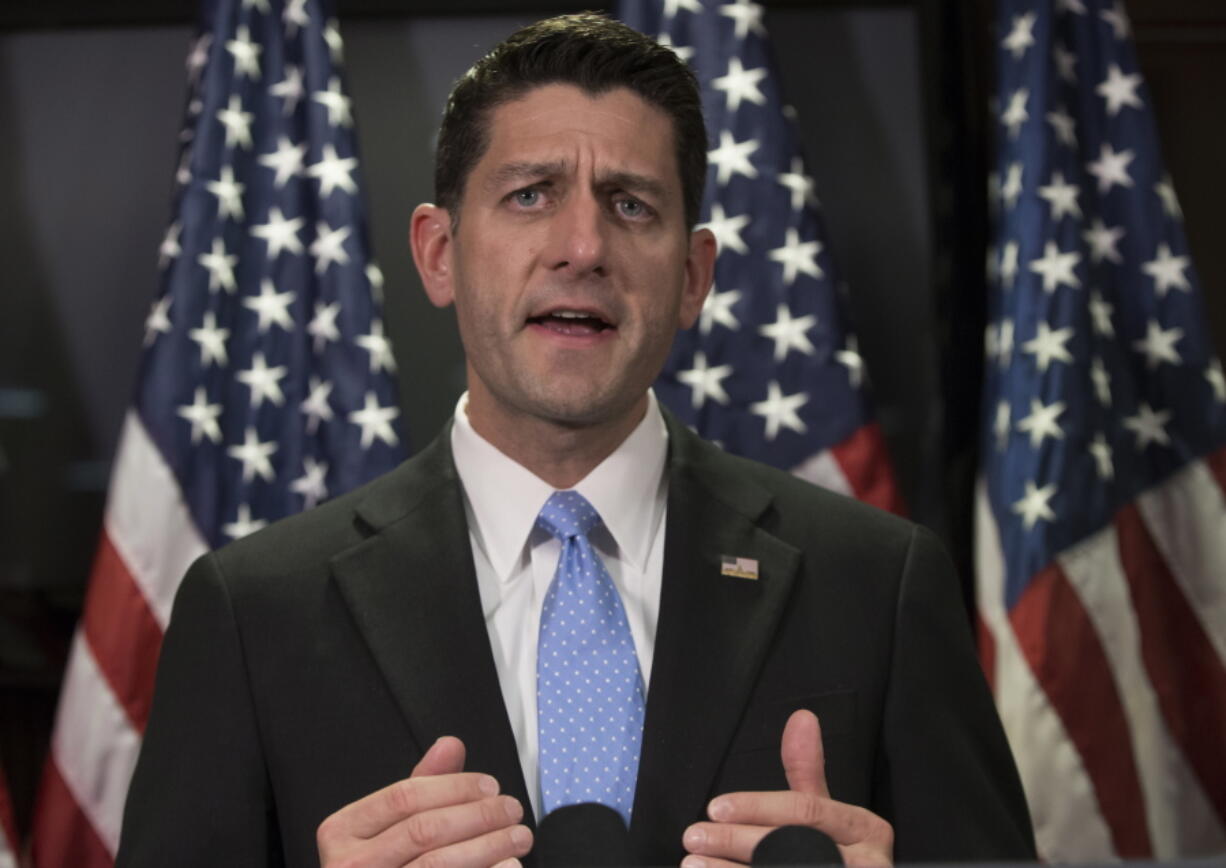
[1206,360,1226,403]
[1001,88,1029,138]
[1083,219,1125,265]
[290,457,329,510]
[258,136,307,188]
[1029,241,1081,293]
[216,95,254,149]
[655,32,694,63]
[356,319,396,373]
[198,238,239,293]
[994,401,1011,450]
[699,286,742,335]
[307,144,359,197]
[1053,44,1078,83]
[159,221,182,267]
[1086,143,1135,193]
[237,352,288,408]
[758,304,817,362]
[1001,162,1024,210]
[1000,241,1020,288]
[1056,0,1087,15]
[222,504,267,540]
[310,222,352,273]
[1038,171,1081,221]
[719,0,767,40]
[1091,357,1112,406]
[712,56,768,112]
[1046,107,1077,147]
[836,335,865,388]
[1123,403,1171,450]
[1154,176,1183,219]
[228,427,278,482]
[176,386,223,444]
[777,157,819,212]
[349,392,401,448]
[301,376,335,433]
[767,228,823,285]
[676,351,733,409]
[1097,64,1144,116]
[708,130,760,185]
[144,296,172,347]
[269,64,305,115]
[750,381,808,441]
[699,203,751,256]
[323,19,344,63]
[1132,320,1183,370]
[1142,243,1191,296]
[1089,433,1114,481]
[283,0,309,37]
[251,207,305,260]
[1002,12,1036,60]
[1016,398,1066,448]
[189,311,229,367]
[1101,1,1131,40]
[205,165,245,220]
[242,279,296,333]
[308,301,342,352]
[225,25,262,80]
[1013,480,1057,530]
[1023,321,1075,372]
[1088,290,1115,337]
[662,0,703,18]
[313,76,352,127]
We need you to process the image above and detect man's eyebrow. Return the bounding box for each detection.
[596,170,669,202]
[484,160,567,190]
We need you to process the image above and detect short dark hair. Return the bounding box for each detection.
[434,13,707,230]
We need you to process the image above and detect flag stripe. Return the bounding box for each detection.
[107,411,209,628]
[1009,562,1153,857]
[45,635,141,856]
[1135,450,1226,664]
[31,761,113,868]
[975,485,1117,861]
[976,612,996,694]
[0,767,18,868]
[791,448,853,498]
[1116,503,1226,828]
[830,423,906,514]
[80,531,165,733]
[1207,447,1226,495]
[1058,520,1224,856]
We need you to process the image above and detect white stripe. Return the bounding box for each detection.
[0,825,15,868]
[790,448,853,496]
[50,634,142,856]
[974,481,1117,862]
[105,411,209,628]
[1058,524,1226,857]
[1136,458,1226,664]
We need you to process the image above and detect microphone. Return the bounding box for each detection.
[751,825,843,866]
[534,802,633,867]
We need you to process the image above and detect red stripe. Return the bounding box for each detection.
[1205,445,1226,496]
[976,612,997,694]
[1010,563,1153,857]
[830,423,907,515]
[80,532,165,732]
[1115,503,1226,825]
[0,766,18,856]
[30,761,114,868]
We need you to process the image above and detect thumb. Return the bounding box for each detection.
[411,735,467,778]
[780,709,829,798]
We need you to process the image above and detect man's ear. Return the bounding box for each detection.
[679,227,717,329]
[410,203,456,308]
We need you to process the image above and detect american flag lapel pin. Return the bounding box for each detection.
[720,555,760,580]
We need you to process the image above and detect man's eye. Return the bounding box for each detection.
[513,188,541,207]
[615,196,649,219]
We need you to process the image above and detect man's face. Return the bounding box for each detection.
[418,84,713,434]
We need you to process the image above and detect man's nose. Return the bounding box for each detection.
[547,190,608,277]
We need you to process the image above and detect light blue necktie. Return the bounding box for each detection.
[536,490,645,824]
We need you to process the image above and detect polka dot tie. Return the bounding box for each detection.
[535,490,645,825]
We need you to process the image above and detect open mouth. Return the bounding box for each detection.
[527,309,615,336]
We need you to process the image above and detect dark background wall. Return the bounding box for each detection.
[0,0,1222,837]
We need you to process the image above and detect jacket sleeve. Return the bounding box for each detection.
[116,552,282,867]
[877,525,1037,861]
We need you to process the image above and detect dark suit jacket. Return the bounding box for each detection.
[117,414,1035,867]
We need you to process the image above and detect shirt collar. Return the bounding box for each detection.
[451,391,669,582]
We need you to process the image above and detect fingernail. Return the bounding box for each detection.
[510,825,533,849]
[708,798,731,821]
[682,857,707,868]
[683,827,706,848]
[478,775,499,796]
[503,797,522,821]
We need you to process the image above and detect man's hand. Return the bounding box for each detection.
[681,710,893,868]
[316,736,533,868]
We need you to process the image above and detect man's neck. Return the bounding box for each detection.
[463,394,649,490]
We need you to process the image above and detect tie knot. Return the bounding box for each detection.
[536,490,602,540]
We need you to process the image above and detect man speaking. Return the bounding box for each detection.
[118,14,1035,868]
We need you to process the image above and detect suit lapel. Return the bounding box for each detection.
[330,431,534,825]
[631,419,801,862]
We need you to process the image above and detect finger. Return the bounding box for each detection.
[780,710,828,798]
[328,772,500,840]
[683,821,771,864]
[362,795,523,864]
[707,791,884,848]
[680,855,744,868]
[412,736,467,778]
[404,822,533,868]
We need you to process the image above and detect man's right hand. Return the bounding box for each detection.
[316,736,534,868]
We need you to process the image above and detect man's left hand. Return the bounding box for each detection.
[680,710,894,868]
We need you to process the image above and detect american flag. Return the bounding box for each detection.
[29,1,405,864]
[0,765,17,868]
[618,0,902,513]
[977,0,1226,860]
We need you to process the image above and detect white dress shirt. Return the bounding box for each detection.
[450,392,669,820]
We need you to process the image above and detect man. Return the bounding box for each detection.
[118,14,1035,868]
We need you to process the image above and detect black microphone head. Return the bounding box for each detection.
[751,825,843,866]
[535,802,633,867]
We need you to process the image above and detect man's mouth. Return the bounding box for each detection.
[526,309,615,336]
